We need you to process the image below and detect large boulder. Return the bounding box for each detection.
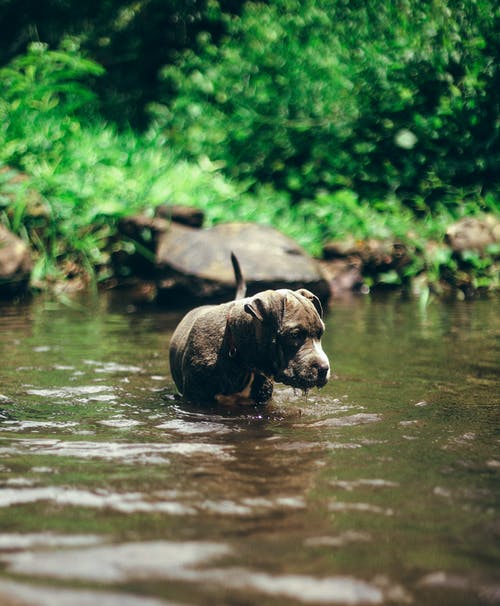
[155,222,330,303]
[0,226,32,297]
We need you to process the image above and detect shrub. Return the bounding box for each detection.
[0,43,255,282]
[153,0,500,210]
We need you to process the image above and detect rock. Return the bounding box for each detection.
[154,204,205,228]
[445,215,500,254]
[360,239,397,272]
[319,258,365,296]
[322,236,360,259]
[323,237,410,270]
[0,225,32,297]
[118,215,169,242]
[155,222,330,303]
[392,241,413,272]
[113,215,169,279]
[322,237,412,293]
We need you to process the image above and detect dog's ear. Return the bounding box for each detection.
[295,289,323,318]
[244,291,286,324]
[244,297,266,322]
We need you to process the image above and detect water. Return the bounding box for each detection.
[0,293,498,606]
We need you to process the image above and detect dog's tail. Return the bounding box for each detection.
[231,252,246,300]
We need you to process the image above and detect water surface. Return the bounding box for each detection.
[0,293,498,605]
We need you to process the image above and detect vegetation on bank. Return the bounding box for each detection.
[0,0,499,297]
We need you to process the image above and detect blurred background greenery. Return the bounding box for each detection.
[0,0,498,290]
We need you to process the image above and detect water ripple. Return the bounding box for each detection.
[0,579,183,606]
[84,361,142,374]
[294,413,383,428]
[0,533,102,550]
[0,487,307,517]
[418,571,500,604]
[0,540,406,604]
[156,419,234,435]
[328,501,395,516]
[200,569,384,604]
[1,420,79,432]
[3,541,231,582]
[0,487,197,515]
[26,385,113,397]
[26,385,117,403]
[330,479,399,491]
[309,413,383,427]
[0,439,233,463]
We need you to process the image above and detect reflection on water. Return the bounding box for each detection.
[0,293,498,605]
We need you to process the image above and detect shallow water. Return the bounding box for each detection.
[0,293,498,606]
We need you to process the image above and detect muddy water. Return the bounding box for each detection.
[0,294,498,606]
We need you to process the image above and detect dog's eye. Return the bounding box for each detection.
[288,328,305,341]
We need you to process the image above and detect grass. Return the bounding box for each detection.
[1,118,497,295]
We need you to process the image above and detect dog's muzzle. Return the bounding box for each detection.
[276,340,330,390]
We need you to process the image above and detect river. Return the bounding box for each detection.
[0,293,498,605]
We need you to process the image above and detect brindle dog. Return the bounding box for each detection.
[169,254,330,405]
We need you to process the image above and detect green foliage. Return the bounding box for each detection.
[0,44,256,283]
[0,0,238,128]
[153,0,500,209]
[0,28,498,295]
[0,41,104,168]
[0,42,421,279]
[154,0,357,192]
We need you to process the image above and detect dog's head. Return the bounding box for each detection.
[244,288,330,391]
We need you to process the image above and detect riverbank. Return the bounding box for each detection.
[1,42,498,303]
[1,174,498,302]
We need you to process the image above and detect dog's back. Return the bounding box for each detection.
[169,253,246,397]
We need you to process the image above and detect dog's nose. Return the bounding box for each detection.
[315,361,330,382]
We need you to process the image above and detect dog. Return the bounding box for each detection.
[169,254,330,405]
